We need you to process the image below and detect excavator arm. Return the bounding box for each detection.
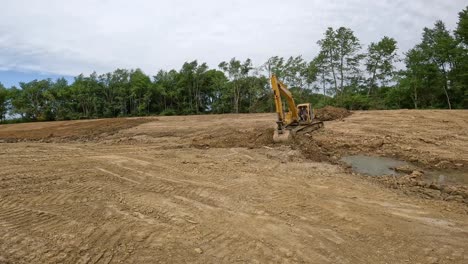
[270,74,299,126]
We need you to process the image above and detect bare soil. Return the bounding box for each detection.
[0,117,151,142]
[0,110,467,263]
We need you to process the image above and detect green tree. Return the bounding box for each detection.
[365,36,398,96]
[218,58,253,113]
[0,83,8,121]
[262,56,285,79]
[455,6,468,46]
[310,53,332,95]
[129,69,152,115]
[153,69,181,114]
[316,27,364,96]
[203,69,229,113]
[13,79,54,120]
[70,73,101,118]
[283,56,309,89]
[454,6,468,108]
[419,21,459,109]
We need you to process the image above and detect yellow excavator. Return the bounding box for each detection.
[271,74,323,142]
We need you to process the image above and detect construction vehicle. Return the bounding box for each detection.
[271,74,323,143]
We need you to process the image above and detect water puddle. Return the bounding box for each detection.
[341,155,408,176]
[341,155,467,185]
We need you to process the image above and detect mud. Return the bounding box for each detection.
[340,155,468,204]
[0,110,467,263]
[341,155,408,176]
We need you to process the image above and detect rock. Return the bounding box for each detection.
[371,139,384,148]
[416,180,426,187]
[394,166,415,174]
[423,189,441,198]
[440,185,455,193]
[194,248,203,254]
[435,160,451,168]
[445,195,464,202]
[454,163,463,167]
[409,170,424,180]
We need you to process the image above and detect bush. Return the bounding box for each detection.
[338,94,372,110]
[159,109,176,116]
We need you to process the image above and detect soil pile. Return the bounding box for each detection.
[315,106,351,121]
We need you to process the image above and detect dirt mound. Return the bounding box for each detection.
[315,106,351,121]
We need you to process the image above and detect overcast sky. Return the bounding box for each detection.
[0,0,466,78]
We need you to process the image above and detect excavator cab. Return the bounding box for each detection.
[298,103,312,123]
[271,75,323,143]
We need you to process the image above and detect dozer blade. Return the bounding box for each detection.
[273,129,292,143]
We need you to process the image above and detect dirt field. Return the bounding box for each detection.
[0,110,467,263]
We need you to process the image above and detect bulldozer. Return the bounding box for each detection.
[271,74,323,143]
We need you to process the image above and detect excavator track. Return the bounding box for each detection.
[293,121,324,135]
[273,121,323,143]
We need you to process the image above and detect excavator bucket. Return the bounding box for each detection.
[273,129,292,143]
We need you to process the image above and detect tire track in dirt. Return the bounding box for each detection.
[0,182,104,208]
[197,230,281,262]
[93,155,226,209]
[95,154,227,189]
[0,205,77,232]
[96,167,142,185]
[0,228,69,264]
[95,167,222,226]
[72,225,130,264]
[0,205,79,263]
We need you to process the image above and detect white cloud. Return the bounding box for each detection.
[0,0,466,75]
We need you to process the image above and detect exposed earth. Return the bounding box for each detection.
[0,110,467,263]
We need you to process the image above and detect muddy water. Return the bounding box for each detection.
[341,155,408,176]
[341,155,467,185]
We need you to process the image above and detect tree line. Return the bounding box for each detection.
[0,6,466,123]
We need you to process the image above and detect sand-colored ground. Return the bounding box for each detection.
[0,110,467,263]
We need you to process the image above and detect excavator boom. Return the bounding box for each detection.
[271,75,299,125]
